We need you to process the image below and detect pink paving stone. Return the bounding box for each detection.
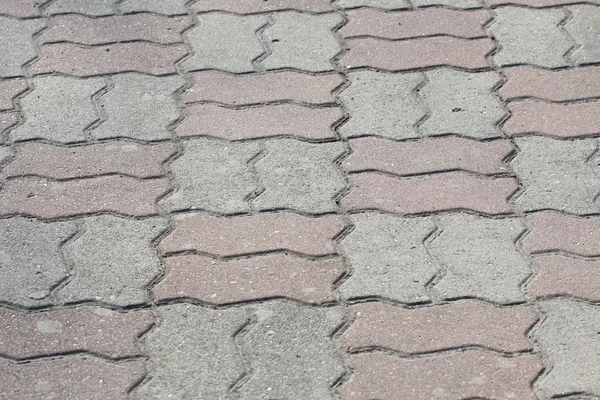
[504,100,600,138]
[0,0,42,17]
[344,136,513,176]
[191,0,333,13]
[154,254,345,305]
[30,42,187,77]
[524,212,600,256]
[342,301,537,354]
[0,307,153,359]
[2,142,177,179]
[176,103,342,140]
[484,0,600,5]
[341,37,494,71]
[341,172,518,214]
[160,212,347,257]
[0,79,28,111]
[500,66,600,101]
[40,14,191,45]
[182,71,343,105]
[0,357,145,400]
[342,351,542,400]
[0,176,170,218]
[340,8,491,39]
[529,254,600,301]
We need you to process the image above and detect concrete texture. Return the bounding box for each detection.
[45,0,118,16]
[336,0,410,9]
[0,17,43,77]
[565,5,600,65]
[120,0,189,15]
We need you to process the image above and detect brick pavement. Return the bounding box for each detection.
[0,0,599,399]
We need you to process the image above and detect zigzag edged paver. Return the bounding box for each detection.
[0,17,44,78]
[412,0,485,7]
[0,146,12,163]
[565,5,600,65]
[191,0,334,13]
[44,0,118,16]
[0,114,19,144]
[0,0,44,17]
[119,0,189,15]
[0,79,28,110]
[485,0,600,5]
[335,0,411,9]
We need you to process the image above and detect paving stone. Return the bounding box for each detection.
[58,215,167,306]
[92,73,185,141]
[500,65,600,101]
[529,254,600,301]
[261,12,343,72]
[338,212,437,303]
[10,76,104,143]
[564,5,600,65]
[191,0,334,13]
[504,100,600,138]
[511,136,599,214]
[336,0,410,9]
[0,78,27,111]
[429,214,530,304]
[413,0,484,7]
[485,0,600,5]
[176,103,341,141]
[0,145,12,164]
[182,13,267,73]
[0,112,19,143]
[160,212,346,257]
[342,351,542,400]
[340,8,490,39]
[342,172,518,214]
[120,0,188,15]
[239,301,344,400]
[489,7,570,67]
[342,37,494,71]
[2,142,177,179]
[159,138,260,214]
[344,136,513,176]
[182,71,343,105]
[254,139,347,213]
[40,14,190,45]
[524,212,600,256]
[45,0,117,15]
[0,176,170,218]
[0,307,153,359]
[0,217,76,307]
[534,298,600,398]
[0,0,43,17]
[134,304,249,400]
[154,254,345,305]
[31,42,186,76]
[337,70,424,140]
[343,301,537,353]
[0,17,44,77]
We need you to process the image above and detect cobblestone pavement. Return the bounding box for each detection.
[0,0,599,399]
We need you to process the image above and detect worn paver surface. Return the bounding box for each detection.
[0,0,599,399]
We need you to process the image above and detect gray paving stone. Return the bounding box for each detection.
[10,76,105,143]
[420,69,505,139]
[489,7,570,68]
[92,73,185,141]
[335,0,410,9]
[262,12,343,72]
[239,301,345,400]
[160,138,261,214]
[512,137,600,214]
[565,5,600,65]
[254,139,347,214]
[337,70,425,140]
[0,17,44,78]
[413,0,483,7]
[182,13,267,73]
[45,0,118,15]
[119,0,188,15]
[429,214,530,304]
[0,146,12,164]
[0,217,76,307]
[534,298,600,398]
[134,304,249,400]
[58,215,167,307]
[338,213,438,303]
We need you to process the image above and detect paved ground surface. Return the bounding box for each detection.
[0,0,599,399]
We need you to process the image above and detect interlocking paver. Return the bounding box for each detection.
[191,0,334,13]
[45,0,118,16]
[254,139,347,213]
[159,138,261,214]
[134,304,249,399]
[58,215,167,306]
[511,136,599,214]
[0,112,19,143]
[0,17,44,78]
[485,0,600,5]
[0,217,76,307]
[160,212,346,257]
[564,5,600,65]
[239,301,344,400]
[0,0,43,17]
[119,0,188,15]
[9,76,104,143]
[0,79,27,111]
[343,301,536,353]
[343,352,542,400]
[429,214,530,303]
[0,145,12,163]
[534,298,600,398]
[182,13,267,73]
[0,307,153,359]
[261,12,343,72]
[0,357,145,400]
[489,7,570,67]
[336,0,410,9]
[413,0,484,6]
[154,254,345,305]
[176,103,342,140]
